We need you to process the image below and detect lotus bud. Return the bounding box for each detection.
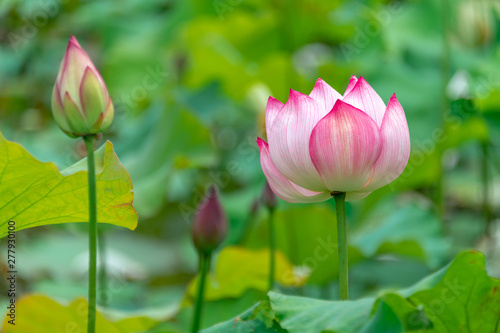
[51,36,114,138]
[191,186,228,254]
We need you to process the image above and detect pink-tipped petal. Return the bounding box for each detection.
[343,75,358,96]
[309,78,342,113]
[68,35,82,48]
[343,77,386,128]
[265,96,283,137]
[57,43,95,105]
[310,100,382,192]
[258,138,330,203]
[57,37,108,110]
[268,89,329,192]
[361,94,410,192]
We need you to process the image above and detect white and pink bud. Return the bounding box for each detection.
[51,36,113,138]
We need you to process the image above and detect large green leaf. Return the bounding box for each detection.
[269,291,375,333]
[359,297,403,333]
[1,295,158,332]
[409,250,500,332]
[170,290,272,332]
[201,301,286,333]
[378,250,500,332]
[211,251,500,332]
[0,133,137,237]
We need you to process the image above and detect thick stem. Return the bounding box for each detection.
[83,136,97,333]
[333,192,348,300]
[268,207,276,291]
[437,0,451,219]
[98,229,107,306]
[191,252,210,333]
[482,142,492,238]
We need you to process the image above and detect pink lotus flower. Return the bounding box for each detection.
[52,36,113,138]
[257,76,410,202]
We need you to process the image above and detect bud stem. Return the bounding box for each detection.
[268,207,276,291]
[436,0,452,219]
[192,251,211,333]
[482,142,493,240]
[333,192,348,300]
[98,228,107,306]
[83,136,98,333]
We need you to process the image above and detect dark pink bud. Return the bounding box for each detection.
[191,186,228,254]
[261,181,277,210]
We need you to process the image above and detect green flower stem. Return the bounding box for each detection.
[333,192,348,300]
[268,207,276,291]
[83,136,97,333]
[98,228,107,306]
[482,142,492,238]
[192,251,211,333]
[437,0,451,219]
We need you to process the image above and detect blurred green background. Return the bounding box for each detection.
[0,0,499,331]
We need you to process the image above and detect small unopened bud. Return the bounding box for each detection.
[191,186,228,254]
[261,182,277,210]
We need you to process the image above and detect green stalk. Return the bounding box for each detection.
[482,142,492,238]
[98,228,107,306]
[437,0,451,219]
[333,192,348,300]
[83,136,97,333]
[192,252,210,333]
[268,207,276,291]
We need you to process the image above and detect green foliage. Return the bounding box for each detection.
[351,204,449,269]
[1,295,158,332]
[270,292,375,333]
[1,0,500,330]
[408,251,500,332]
[0,132,137,237]
[119,106,217,217]
[185,246,305,302]
[200,301,286,333]
[204,251,500,332]
[245,202,447,290]
[245,204,365,285]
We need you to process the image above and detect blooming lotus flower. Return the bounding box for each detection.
[51,36,113,138]
[257,76,410,202]
[192,186,228,254]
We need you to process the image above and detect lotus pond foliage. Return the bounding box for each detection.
[0,0,499,332]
